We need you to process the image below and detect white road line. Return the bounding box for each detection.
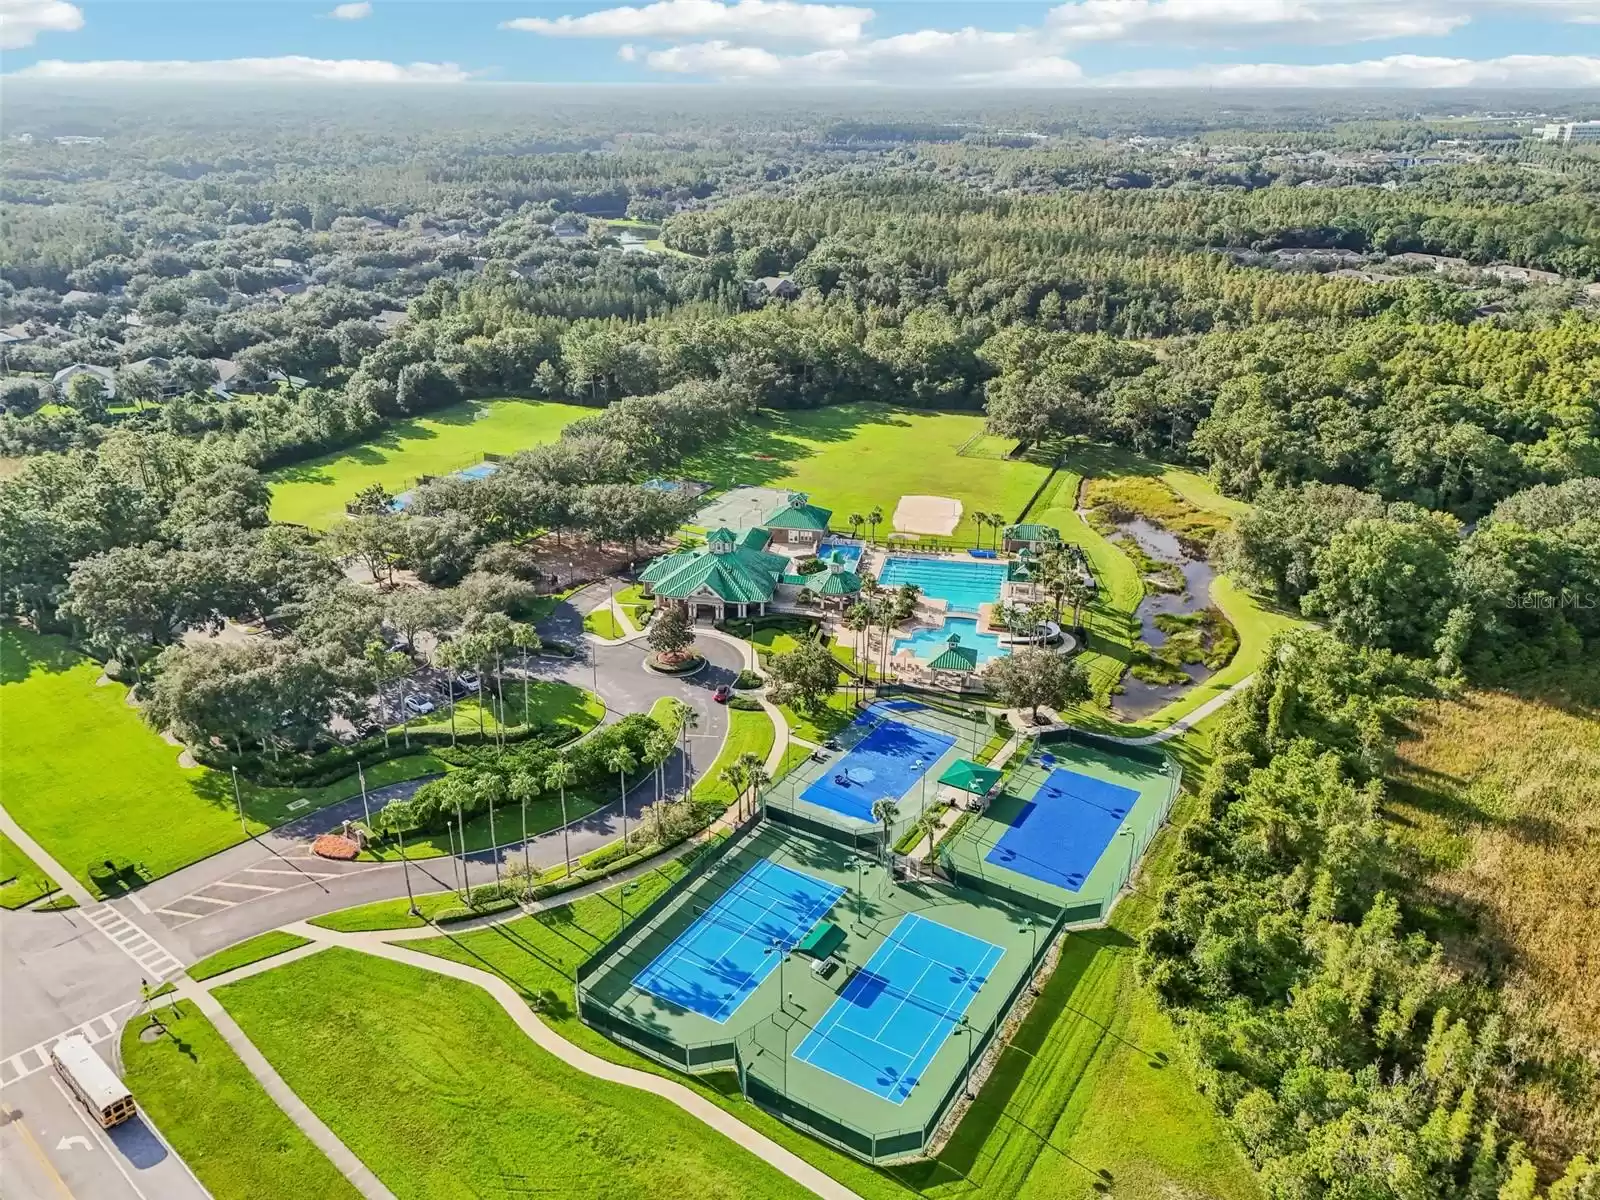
[154,907,203,921]
[0,1003,136,1089]
[241,867,336,878]
[82,905,184,980]
[49,1075,150,1200]
[177,894,235,908]
[207,880,279,893]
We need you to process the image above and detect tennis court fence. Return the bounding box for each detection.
[934,730,1183,923]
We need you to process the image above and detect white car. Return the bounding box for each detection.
[403,695,436,716]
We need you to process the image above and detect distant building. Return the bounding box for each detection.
[750,276,800,301]
[60,290,98,306]
[126,356,183,399]
[1002,523,1060,554]
[372,309,409,334]
[1538,122,1600,144]
[52,363,117,399]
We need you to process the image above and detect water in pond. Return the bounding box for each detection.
[1111,517,1219,720]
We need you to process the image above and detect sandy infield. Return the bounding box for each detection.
[892,495,963,536]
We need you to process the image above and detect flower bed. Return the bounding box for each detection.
[311,834,359,861]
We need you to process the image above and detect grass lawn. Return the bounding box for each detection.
[1,627,444,895]
[216,947,818,1200]
[187,931,312,982]
[0,830,59,909]
[648,696,686,732]
[308,889,470,932]
[401,680,604,738]
[777,690,857,744]
[583,606,625,640]
[691,706,778,805]
[685,405,1054,547]
[120,999,362,1200]
[266,398,590,529]
[772,742,813,782]
[615,583,654,627]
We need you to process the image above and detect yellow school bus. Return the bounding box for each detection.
[50,1034,136,1128]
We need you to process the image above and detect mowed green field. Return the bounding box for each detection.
[267,397,591,528]
[216,947,818,1200]
[0,626,441,894]
[687,405,1053,545]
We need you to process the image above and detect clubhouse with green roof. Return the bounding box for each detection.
[640,494,863,621]
[1002,522,1061,553]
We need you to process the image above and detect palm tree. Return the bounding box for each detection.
[508,769,540,877]
[718,759,748,820]
[479,772,508,887]
[606,745,638,850]
[918,809,943,861]
[677,705,700,795]
[848,512,865,541]
[509,622,541,728]
[871,798,900,860]
[742,759,771,821]
[1060,574,1092,632]
[545,756,578,876]
[866,505,883,545]
[643,728,675,842]
[733,750,767,820]
[433,640,462,747]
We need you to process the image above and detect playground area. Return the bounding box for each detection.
[936,735,1181,924]
[577,818,1046,1161]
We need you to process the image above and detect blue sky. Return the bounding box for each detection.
[2,0,1598,86]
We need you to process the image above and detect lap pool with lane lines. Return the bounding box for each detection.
[877,557,1008,615]
[794,913,1004,1103]
[631,860,844,1022]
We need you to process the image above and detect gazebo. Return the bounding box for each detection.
[927,633,979,681]
[936,757,1003,813]
[799,551,863,610]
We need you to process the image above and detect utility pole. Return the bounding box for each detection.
[230,766,246,835]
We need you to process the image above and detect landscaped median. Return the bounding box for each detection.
[0,830,59,909]
[187,931,313,982]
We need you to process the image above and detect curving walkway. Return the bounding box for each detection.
[186,914,864,1200]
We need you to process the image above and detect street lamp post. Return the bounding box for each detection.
[1023,916,1038,993]
[854,855,865,930]
[765,943,790,1013]
[359,763,371,831]
[230,766,246,835]
[959,1016,976,1098]
[915,760,927,820]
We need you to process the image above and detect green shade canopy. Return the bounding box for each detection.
[797,920,846,959]
[1004,523,1060,544]
[927,634,979,672]
[938,759,1002,795]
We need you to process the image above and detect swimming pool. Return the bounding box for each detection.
[895,617,1007,664]
[815,540,863,568]
[878,556,1007,614]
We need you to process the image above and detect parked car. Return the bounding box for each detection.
[713,684,733,703]
[403,695,436,716]
[454,670,481,692]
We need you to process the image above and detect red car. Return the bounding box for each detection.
[713,685,733,703]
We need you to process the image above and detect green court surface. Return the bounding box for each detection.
[937,736,1180,924]
[267,397,590,528]
[579,820,1043,1161]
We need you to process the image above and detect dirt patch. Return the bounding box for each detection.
[892,494,963,536]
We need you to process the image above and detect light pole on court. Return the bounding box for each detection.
[1022,916,1038,993]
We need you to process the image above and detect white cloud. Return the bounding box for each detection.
[11,56,473,83]
[1045,0,1467,46]
[0,0,84,50]
[504,0,872,46]
[328,1,373,19]
[1099,52,1600,86]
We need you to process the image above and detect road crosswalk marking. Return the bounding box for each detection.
[82,905,185,980]
[0,1007,130,1089]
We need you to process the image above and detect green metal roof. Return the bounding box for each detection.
[1004,523,1060,542]
[764,493,832,531]
[803,567,862,596]
[927,634,979,671]
[796,921,845,959]
[937,759,1002,795]
[640,539,788,603]
[706,526,737,544]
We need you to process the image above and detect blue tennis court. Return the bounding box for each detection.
[800,713,956,823]
[632,860,843,1022]
[794,914,1003,1103]
[986,767,1139,891]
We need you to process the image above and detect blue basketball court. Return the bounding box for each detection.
[799,711,956,823]
[632,860,843,1022]
[985,766,1139,891]
[794,913,1003,1103]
